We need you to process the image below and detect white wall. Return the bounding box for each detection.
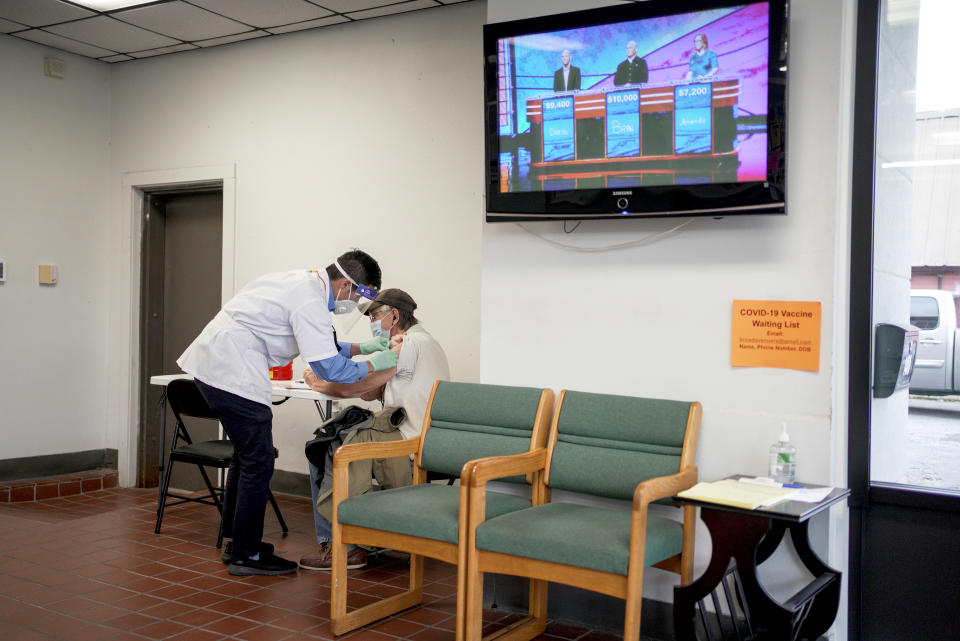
[484,0,855,620]
[104,2,486,478]
[0,36,113,459]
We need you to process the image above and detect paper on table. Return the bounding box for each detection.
[271,380,311,390]
[787,486,833,503]
[677,479,797,510]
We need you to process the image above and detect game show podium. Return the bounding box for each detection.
[523,78,740,181]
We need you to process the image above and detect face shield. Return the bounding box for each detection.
[332,259,379,315]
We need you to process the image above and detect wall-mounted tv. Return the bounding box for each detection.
[483,0,787,221]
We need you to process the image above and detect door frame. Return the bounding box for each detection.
[848,2,960,639]
[114,164,237,488]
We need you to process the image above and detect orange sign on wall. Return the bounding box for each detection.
[731,300,821,372]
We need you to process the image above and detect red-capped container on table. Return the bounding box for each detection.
[269,361,293,380]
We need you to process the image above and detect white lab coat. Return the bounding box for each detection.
[178,270,339,406]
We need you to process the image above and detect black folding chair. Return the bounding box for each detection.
[154,378,288,548]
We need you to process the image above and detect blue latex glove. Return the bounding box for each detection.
[369,349,398,372]
[358,336,390,355]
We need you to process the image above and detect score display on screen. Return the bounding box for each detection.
[492,1,774,196]
[674,83,713,155]
[542,97,575,162]
[606,91,641,158]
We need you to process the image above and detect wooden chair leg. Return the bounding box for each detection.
[623,581,643,641]
[464,565,485,641]
[331,547,424,635]
[529,579,547,626]
[330,538,349,635]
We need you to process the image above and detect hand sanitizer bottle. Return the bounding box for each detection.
[769,423,797,484]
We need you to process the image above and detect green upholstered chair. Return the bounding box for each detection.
[330,380,555,641]
[464,389,702,641]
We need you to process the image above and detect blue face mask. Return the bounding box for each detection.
[370,310,394,339]
[370,321,390,339]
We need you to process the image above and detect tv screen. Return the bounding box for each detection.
[483,0,787,221]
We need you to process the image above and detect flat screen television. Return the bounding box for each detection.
[483,0,788,221]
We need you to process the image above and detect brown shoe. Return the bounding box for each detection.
[298,543,367,571]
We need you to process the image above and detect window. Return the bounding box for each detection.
[909,295,940,329]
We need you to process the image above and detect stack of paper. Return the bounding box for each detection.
[677,479,797,509]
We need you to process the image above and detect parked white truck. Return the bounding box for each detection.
[910,289,960,392]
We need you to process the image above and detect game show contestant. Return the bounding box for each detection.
[685,33,719,80]
[298,288,450,571]
[614,40,648,86]
[553,49,581,91]
[177,250,396,576]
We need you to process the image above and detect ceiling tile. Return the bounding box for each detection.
[190,0,332,29]
[100,53,134,62]
[194,29,269,48]
[313,0,406,12]
[129,42,198,58]
[13,28,116,58]
[347,0,440,21]
[0,0,95,27]
[0,17,27,32]
[113,1,250,42]
[2,0,472,62]
[46,16,180,53]
[265,15,349,35]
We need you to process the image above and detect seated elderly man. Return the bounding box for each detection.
[298,289,450,571]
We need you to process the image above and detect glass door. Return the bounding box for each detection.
[850,1,960,639]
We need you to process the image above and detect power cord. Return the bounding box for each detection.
[517,217,697,252]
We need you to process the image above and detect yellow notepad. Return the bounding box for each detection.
[677,479,797,509]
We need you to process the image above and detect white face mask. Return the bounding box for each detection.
[334,299,358,315]
[333,284,358,315]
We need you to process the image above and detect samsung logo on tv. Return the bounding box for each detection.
[611,191,633,196]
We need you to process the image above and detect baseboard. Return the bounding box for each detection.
[0,449,118,483]
[271,469,311,497]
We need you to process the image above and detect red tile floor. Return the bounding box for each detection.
[0,488,621,641]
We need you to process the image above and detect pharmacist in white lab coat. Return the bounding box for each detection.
[177,249,397,576]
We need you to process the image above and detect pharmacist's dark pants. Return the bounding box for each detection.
[194,379,274,560]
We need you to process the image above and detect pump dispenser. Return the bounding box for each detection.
[769,422,797,484]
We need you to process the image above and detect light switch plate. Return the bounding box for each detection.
[39,264,58,285]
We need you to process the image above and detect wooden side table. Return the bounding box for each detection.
[673,478,850,641]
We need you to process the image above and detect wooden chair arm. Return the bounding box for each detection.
[465,449,548,488]
[463,450,547,540]
[332,436,420,470]
[632,466,699,510]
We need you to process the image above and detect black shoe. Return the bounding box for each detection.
[221,541,275,565]
[228,551,298,576]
